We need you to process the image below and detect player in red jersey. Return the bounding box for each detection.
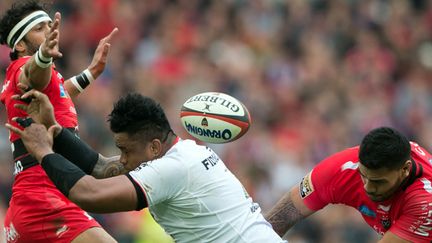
[0,1,124,242]
[266,127,432,242]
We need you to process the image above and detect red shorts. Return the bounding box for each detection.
[4,166,101,243]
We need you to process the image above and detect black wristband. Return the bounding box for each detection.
[41,153,86,196]
[53,128,98,174]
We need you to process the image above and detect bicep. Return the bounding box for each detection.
[265,185,315,237]
[69,175,138,213]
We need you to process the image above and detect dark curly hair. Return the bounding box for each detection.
[359,127,411,170]
[108,93,172,142]
[0,1,48,60]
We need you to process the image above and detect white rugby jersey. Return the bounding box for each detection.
[129,139,285,243]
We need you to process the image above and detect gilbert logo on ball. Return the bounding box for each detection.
[180,92,251,143]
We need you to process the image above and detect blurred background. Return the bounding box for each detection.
[1,0,432,242]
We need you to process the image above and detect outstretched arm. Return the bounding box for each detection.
[20,12,63,91]
[64,28,118,98]
[265,185,315,236]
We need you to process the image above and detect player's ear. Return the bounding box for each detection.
[150,139,162,158]
[15,40,26,53]
[402,160,411,177]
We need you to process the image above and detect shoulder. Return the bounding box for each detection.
[406,177,432,197]
[6,57,31,74]
[166,139,211,162]
[312,146,360,177]
[399,177,432,212]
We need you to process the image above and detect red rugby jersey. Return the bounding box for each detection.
[301,142,432,242]
[1,56,78,142]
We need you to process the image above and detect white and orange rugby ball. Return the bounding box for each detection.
[180,92,251,143]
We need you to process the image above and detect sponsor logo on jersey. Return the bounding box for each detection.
[1,80,10,93]
[377,204,391,212]
[341,161,359,171]
[13,160,23,175]
[133,161,153,172]
[300,172,314,198]
[358,204,376,218]
[201,152,220,170]
[56,225,69,237]
[184,122,232,140]
[421,178,432,194]
[250,202,260,213]
[59,83,67,98]
[381,218,391,230]
[413,202,432,237]
[4,223,19,242]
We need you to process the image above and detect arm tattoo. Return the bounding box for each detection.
[265,192,306,237]
[91,155,127,179]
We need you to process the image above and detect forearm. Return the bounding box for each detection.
[41,153,136,214]
[39,153,108,212]
[265,192,306,236]
[53,128,99,174]
[21,52,52,90]
[53,128,126,177]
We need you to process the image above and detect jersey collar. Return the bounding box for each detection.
[401,159,423,191]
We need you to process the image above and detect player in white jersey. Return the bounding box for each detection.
[7,91,286,243]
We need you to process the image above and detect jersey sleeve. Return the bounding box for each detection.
[301,148,357,211]
[128,156,188,206]
[389,184,432,242]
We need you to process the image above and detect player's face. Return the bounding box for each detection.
[114,132,156,171]
[358,163,410,202]
[20,21,51,56]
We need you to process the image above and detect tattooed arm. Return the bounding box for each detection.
[91,155,128,179]
[265,185,316,237]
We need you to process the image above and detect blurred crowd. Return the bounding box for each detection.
[1,0,432,242]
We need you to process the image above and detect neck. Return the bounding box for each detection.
[161,133,177,156]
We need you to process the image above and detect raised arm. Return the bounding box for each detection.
[265,185,315,237]
[64,28,118,98]
[20,12,63,90]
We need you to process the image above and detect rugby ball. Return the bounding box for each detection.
[180,92,251,143]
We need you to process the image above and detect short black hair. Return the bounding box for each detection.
[359,127,411,170]
[108,93,172,142]
[0,1,47,60]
